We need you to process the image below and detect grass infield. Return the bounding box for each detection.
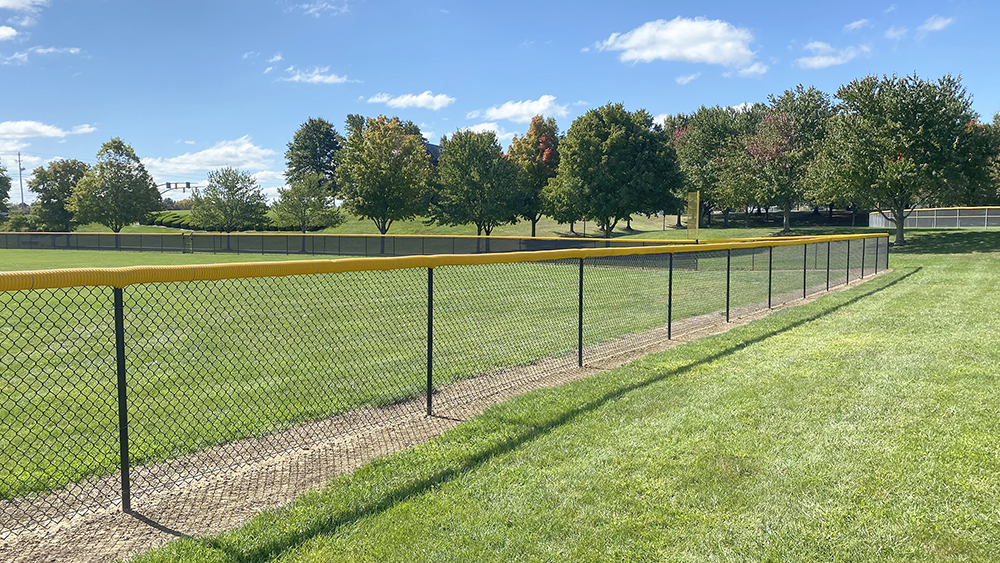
[129,230,1000,562]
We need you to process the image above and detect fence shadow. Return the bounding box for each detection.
[194,267,917,563]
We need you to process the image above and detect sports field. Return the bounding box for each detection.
[121,229,1000,563]
[1,240,853,500]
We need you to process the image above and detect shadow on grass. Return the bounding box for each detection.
[193,268,919,563]
[892,230,1000,255]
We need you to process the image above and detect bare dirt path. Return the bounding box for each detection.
[1,272,886,563]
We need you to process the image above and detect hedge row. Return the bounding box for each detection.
[143,211,316,232]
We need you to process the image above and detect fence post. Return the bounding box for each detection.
[874,236,879,275]
[426,268,434,416]
[826,241,831,291]
[113,287,132,514]
[667,253,673,340]
[578,258,584,367]
[802,244,808,299]
[861,238,866,278]
[767,246,773,309]
[846,240,851,285]
[726,249,731,322]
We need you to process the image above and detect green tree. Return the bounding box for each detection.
[285,117,344,192]
[718,86,831,232]
[825,74,993,244]
[272,172,343,233]
[674,104,764,226]
[541,174,585,233]
[0,160,10,220]
[336,115,433,247]
[191,167,268,232]
[430,129,518,245]
[28,159,90,232]
[553,103,678,237]
[70,138,160,233]
[508,115,560,237]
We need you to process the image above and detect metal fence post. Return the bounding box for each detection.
[846,240,851,285]
[578,258,584,367]
[802,244,808,299]
[667,253,673,340]
[861,238,866,278]
[767,246,773,308]
[726,249,731,322]
[113,287,132,514]
[874,236,879,275]
[426,268,434,416]
[826,241,831,291]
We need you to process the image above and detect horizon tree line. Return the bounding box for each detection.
[2,72,998,245]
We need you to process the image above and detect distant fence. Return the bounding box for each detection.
[868,207,1000,229]
[0,232,694,256]
[0,234,888,538]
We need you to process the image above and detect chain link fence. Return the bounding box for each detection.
[868,207,1000,229]
[0,235,888,541]
[0,232,691,256]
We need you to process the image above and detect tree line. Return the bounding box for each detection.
[2,72,998,244]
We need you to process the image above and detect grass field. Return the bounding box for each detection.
[1,238,875,500]
[126,229,1000,562]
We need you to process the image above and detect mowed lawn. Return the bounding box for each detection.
[132,230,1000,562]
[1,241,859,499]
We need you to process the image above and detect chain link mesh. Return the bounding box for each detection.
[0,236,888,547]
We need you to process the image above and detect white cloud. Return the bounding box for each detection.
[736,62,768,77]
[884,4,896,13]
[251,170,284,183]
[241,51,259,59]
[844,19,871,32]
[264,66,274,74]
[573,100,589,106]
[0,25,16,40]
[0,0,48,10]
[918,15,954,32]
[366,90,455,110]
[652,114,669,126]
[470,95,569,124]
[795,41,870,69]
[3,45,80,64]
[463,122,516,142]
[6,14,34,26]
[730,102,753,112]
[279,65,354,84]
[884,26,907,40]
[267,53,283,63]
[141,136,276,178]
[596,16,758,71]
[295,1,348,17]
[0,137,28,153]
[675,72,701,85]
[0,120,95,138]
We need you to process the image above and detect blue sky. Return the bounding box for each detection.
[1,0,997,203]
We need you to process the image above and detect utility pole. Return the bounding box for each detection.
[17,152,24,207]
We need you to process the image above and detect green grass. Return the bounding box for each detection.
[3,239,864,499]
[129,230,1000,562]
[0,249,350,271]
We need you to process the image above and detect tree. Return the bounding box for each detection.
[0,160,10,220]
[336,115,433,248]
[717,86,831,232]
[430,129,518,245]
[191,167,268,232]
[824,74,993,244]
[674,104,765,226]
[508,115,560,237]
[552,103,679,237]
[28,159,90,232]
[272,172,343,233]
[541,174,585,233]
[70,138,160,233]
[285,117,344,192]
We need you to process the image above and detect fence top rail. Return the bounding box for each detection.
[0,233,886,292]
[0,230,698,245]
